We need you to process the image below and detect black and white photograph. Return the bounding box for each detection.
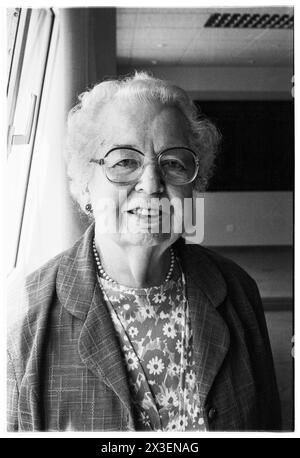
[5,3,294,436]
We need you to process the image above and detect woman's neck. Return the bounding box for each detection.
[94,235,173,288]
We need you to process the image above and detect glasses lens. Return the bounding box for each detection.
[105,149,143,183]
[159,148,198,184]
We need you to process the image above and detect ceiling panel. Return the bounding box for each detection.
[134,12,208,29]
[130,28,197,50]
[117,11,137,28]
[188,27,292,44]
[123,49,185,66]
[117,7,294,68]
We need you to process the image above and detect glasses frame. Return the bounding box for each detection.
[89,146,200,186]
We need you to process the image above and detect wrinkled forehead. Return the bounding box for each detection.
[94,97,191,150]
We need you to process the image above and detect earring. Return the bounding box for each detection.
[85,203,93,214]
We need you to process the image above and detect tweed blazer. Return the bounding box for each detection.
[7,224,281,432]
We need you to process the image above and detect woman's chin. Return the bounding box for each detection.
[117,231,174,247]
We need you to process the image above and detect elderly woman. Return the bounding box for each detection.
[7,72,281,432]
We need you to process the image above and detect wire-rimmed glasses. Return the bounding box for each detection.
[90,146,199,186]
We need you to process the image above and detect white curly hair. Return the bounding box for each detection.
[65,71,220,212]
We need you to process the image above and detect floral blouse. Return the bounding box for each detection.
[97,258,206,431]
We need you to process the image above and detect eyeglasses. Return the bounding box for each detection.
[90,146,199,186]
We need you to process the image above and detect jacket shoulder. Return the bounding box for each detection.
[187,244,268,339]
[8,225,94,356]
[7,243,78,358]
[185,243,258,289]
[18,236,84,314]
[25,251,63,296]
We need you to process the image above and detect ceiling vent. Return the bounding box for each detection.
[205,13,293,29]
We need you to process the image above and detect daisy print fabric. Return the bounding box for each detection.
[98,261,206,432]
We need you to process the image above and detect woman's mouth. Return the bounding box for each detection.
[128,208,161,217]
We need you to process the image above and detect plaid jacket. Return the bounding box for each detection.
[7,224,281,431]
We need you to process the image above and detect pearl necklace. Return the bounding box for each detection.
[92,239,175,286]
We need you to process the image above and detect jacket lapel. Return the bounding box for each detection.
[78,283,137,429]
[57,224,136,428]
[176,241,230,405]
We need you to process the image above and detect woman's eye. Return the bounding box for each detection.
[162,160,186,170]
[114,159,139,168]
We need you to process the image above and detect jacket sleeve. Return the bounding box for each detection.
[244,277,282,431]
[7,350,19,431]
[7,346,42,432]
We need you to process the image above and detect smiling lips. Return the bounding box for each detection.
[127,208,161,217]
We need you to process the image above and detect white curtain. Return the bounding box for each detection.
[7,8,116,321]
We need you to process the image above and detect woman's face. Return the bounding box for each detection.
[88,97,194,247]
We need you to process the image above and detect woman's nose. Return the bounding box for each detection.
[134,162,165,195]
